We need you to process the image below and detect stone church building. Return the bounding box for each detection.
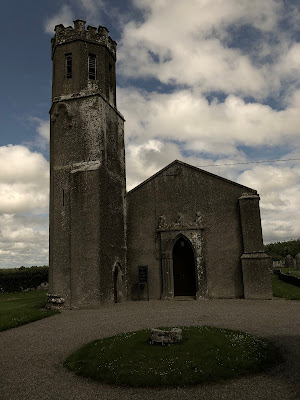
[48,20,272,309]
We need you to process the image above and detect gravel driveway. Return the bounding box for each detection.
[1,299,300,400]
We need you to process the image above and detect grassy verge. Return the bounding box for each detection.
[0,290,58,332]
[64,326,280,387]
[272,275,300,300]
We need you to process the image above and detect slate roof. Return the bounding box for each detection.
[127,159,257,195]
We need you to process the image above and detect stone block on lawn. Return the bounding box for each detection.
[150,328,182,345]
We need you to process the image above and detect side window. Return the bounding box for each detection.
[88,54,96,80]
[65,54,72,79]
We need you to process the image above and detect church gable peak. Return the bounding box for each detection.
[127,159,256,195]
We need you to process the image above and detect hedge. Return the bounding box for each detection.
[273,269,300,287]
[278,271,300,288]
[0,266,49,293]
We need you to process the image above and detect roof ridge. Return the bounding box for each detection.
[127,159,256,195]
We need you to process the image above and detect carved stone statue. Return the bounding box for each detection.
[175,213,183,227]
[194,211,203,226]
[158,214,167,229]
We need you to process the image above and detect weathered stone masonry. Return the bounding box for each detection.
[48,20,126,308]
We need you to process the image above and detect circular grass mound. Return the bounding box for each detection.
[64,326,280,387]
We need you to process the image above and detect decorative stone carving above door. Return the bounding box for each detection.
[157,212,204,231]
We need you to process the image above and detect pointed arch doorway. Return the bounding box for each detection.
[113,263,123,303]
[113,268,118,303]
[173,237,196,296]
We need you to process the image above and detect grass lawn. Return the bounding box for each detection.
[272,275,300,300]
[64,326,280,387]
[0,290,58,332]
[277,268,300,277]
[289,271,300,278]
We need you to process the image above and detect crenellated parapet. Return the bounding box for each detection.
[51,19,117,59]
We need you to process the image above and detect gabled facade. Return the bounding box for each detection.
[126,160,272,300]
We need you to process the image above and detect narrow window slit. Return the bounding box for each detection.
[89,54,96,80]
[65,54,72,79]
[62,190,65,207]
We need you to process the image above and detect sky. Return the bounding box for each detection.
[0,0,300,268]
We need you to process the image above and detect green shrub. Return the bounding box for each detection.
[0,266,48,293]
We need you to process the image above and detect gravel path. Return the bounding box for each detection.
[1,299,300,400]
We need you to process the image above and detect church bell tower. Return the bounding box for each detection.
[48,20,126,308]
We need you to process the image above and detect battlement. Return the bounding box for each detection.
[51,20,117,59]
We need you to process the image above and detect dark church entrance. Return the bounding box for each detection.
[173,237,196,296]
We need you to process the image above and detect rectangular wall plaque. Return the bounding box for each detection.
[138,265,148,283]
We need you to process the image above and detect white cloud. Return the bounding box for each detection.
[27,117,50,150]
[35,119,50,141]
[78,0,105,21]
[44,5,74,34]
[238,164,300,242]
[0,145,49,213]
[44,1,107,35]
[132,0,281,34]
[277,43,300,85]
[238,165,300,194]
[118,87,300,154]
[0,214,48,268]
[118,0,290,98]
[0,146,49,268]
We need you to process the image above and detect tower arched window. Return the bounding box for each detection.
[88,54,96,80]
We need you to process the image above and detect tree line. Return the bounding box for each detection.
[264,239,300,260]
